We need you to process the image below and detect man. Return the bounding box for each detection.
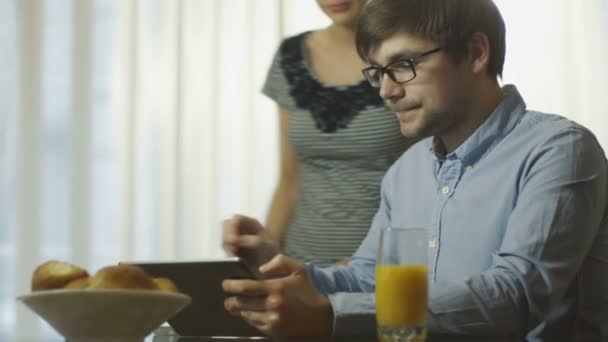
[222,0,608,340]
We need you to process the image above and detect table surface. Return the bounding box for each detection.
[151,326,520,342]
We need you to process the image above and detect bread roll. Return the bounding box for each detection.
[87,264,159,290]
[31,260,181,294]
[64,276,91,289]
[153,277,178,293]
[31,261,89,291]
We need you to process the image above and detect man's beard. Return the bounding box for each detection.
[397,109,443,141]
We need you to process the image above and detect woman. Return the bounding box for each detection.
[262,0,412,267]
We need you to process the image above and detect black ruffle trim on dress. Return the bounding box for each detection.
[279,33,384,133]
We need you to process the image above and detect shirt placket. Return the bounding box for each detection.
[428,158,463,283]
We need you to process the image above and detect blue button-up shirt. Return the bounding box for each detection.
[308,86,608,340]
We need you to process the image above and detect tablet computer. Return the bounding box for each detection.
[128,257,264,337]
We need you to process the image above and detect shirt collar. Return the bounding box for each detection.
[429,85,527,166]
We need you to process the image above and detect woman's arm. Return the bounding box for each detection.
[265,106,300,247]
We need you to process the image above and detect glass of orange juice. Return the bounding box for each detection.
[376,227,428,342]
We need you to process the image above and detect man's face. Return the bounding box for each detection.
[368,34,472,140]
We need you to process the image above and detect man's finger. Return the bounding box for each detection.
[232,214,263,235]
[222,217,242,255]
[241,310,274,330]
[222,215,260,242]
[222,279,269,296]
[259,253,303,277]
[224,295,268,312]
[222,239,239,256]
[236,235,265,248]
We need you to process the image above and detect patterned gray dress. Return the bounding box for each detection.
[262,32,412,266]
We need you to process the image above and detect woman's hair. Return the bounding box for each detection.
[355,0,506,78]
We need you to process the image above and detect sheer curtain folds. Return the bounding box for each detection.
[495,0,608,147]
[1,0,607,341]
[1,0,329,340]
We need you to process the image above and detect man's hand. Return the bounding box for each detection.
[222,214,280,271]
[222,254,333,337]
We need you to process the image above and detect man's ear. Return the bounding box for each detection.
[467,32,491,75]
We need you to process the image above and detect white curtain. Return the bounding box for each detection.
[1,0,329,340]
[0,0,606,340]
[495,0,608,147]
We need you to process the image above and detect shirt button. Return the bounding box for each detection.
[466,165,474,172]
[441,186,450,194]
[429,239,437,248]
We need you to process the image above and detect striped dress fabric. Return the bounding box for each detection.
[262,32,411,267]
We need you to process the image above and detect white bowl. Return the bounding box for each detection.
[18,289,191,342]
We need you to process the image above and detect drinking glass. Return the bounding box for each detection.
[376,227,428,342]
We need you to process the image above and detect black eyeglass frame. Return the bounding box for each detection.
[361,47,442,88]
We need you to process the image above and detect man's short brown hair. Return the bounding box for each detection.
[356,0,506,78]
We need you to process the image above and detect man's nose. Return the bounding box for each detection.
[379,73,404,101]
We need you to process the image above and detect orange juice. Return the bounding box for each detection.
[376,264,428,327]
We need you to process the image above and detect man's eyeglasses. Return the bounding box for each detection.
[361,47,442,88]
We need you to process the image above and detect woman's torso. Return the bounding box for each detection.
[263,31,412,266]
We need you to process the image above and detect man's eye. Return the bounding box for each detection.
[388,62,412,71]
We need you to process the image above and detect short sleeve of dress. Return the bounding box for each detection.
[262,36,298,110]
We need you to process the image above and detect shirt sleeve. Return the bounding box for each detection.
[427,127,607,335]
[306,263,377,336]
[261,38,294,110]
